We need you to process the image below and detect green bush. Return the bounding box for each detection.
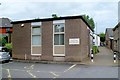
[5,43,12,50]
[2,37,7,46]
[0,37,2,46]
[5,43,12,57]
[0,36,7,46]
[92,46,99,54]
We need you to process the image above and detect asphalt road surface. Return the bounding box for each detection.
[1,61,119,79]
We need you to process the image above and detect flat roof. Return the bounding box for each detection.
[11,15,94,32]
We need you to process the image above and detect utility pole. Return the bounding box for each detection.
[95,22,98,46]
[96,22,97,34]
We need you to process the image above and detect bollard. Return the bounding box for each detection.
[91,49,94,62]
[113,51,117,63]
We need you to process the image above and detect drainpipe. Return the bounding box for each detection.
[25,54,27,60]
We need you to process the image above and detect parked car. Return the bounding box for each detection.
[0,46,11,63]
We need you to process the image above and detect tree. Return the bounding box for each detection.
[99,32,105,42]
[0,36,8,46]
[52,14,58,18]
[83,15,95,30]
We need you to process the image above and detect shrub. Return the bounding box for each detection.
[5,43,12,50]
[2,37,7,46]
[5,43,12,57]
[92,46,99,54]
[0,36,7,46]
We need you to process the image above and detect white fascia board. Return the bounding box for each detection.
[31,22,42,26]
[53,20,65,24]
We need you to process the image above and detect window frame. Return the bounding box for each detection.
[31,23,42,46]
[53,23,65,46]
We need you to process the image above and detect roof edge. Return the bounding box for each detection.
[11,15,94,32]
[113,22,120,31]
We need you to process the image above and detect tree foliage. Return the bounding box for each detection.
[83,15,95,30]
[5,43,12,50]
[51,14,95,31]
[99,32,105,42]
[0,36,8,46]
[52,14,58,18]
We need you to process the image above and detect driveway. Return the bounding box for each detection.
[81,47,118,66]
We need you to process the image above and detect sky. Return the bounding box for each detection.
[0,0,119,34]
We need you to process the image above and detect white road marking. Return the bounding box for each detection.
[50,72,59,77]
[37,71,40,72]
[30,65,34,69]
[24,66,26,68]
[6,69,11,78]
[3,68,62,74]
[27,70,36,78]
[64,64,77,72]
[24,65,34,69]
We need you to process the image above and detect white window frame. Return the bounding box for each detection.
[31,22,42,56]
[54,23,65,46]
[32,27,41,46]
[53,20,65,56]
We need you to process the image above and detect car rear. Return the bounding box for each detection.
[0,47,11,63]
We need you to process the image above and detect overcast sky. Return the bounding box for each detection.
[0,0,119,34]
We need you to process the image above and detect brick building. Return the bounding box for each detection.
[11,15,94,62]
[105,28,114,50]
[113,22,120,55]
[0,18,12,43]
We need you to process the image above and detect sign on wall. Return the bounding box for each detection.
[69,38,80,45]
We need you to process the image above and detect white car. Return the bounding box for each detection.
[0,46,11,63]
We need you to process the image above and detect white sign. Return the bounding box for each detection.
[69,38,80,45]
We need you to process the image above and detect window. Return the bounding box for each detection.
[6,28,10,32]
[54,23,64,45]
[31,22,41,46]
[54,24,64,32]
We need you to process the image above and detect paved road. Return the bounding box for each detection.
[1,62,118,79]
[0,64,2,80]
[94,47,118,65]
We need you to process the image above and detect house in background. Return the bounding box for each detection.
[105,28,114,50]
[93,34,100,47]
[0,18,12,43]
[11,15,94,62]
[113,22,120,57]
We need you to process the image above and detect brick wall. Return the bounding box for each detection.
[12,23,31,60]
